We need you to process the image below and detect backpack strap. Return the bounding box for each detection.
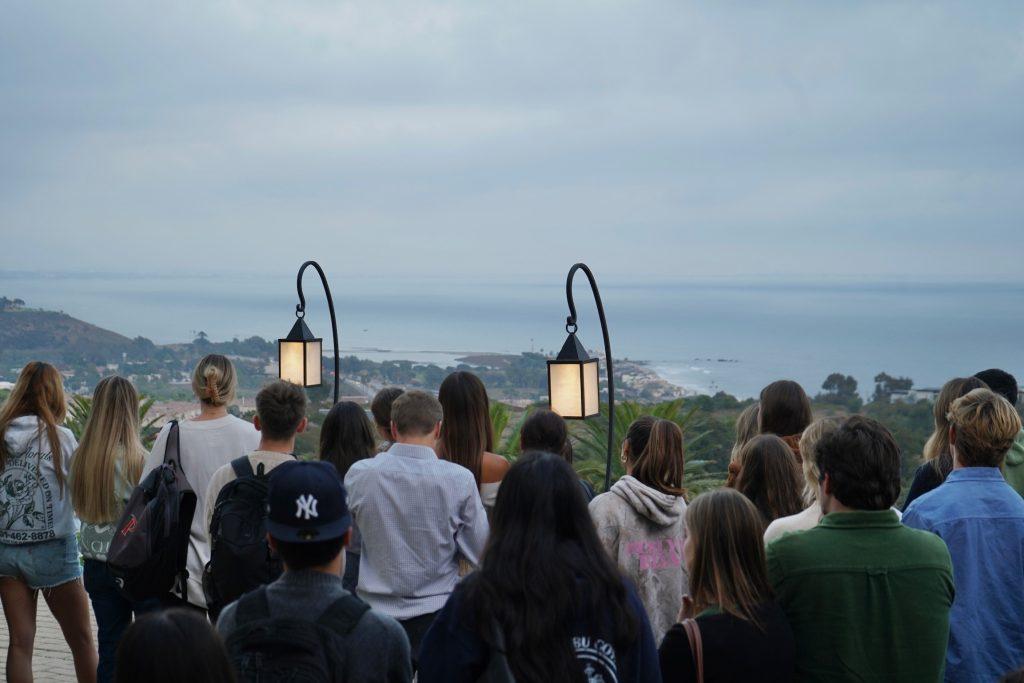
[162,420,180,467]
[230,456,255,479]
[317,594,370,636]
[235,585,272,625]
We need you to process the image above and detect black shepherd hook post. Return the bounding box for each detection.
[295,260,340,404]
[564,262,616,491]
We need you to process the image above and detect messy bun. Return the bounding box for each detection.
[191,354,236,407]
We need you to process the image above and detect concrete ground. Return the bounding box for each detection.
[0,601,97,682]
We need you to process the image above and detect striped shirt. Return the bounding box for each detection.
[344,442,489,620]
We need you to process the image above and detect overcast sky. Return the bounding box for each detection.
[1,1,1022,282]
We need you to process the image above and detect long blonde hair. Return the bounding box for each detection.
[0,362,68,494]
[686,489,773,625]
[192,354,237,407]
[798,416,845,505]
[923,376,987,478]
[70,376,146,523]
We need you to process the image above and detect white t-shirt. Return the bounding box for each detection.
[144,414,259,607]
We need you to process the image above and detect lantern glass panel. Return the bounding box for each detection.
[583,359,600,416]
[549,362,584,418]
[305,339,322,386]
[279,341,306,385]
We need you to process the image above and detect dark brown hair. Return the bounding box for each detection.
[116,609,235,683]
[370,387,404,430]
[437,371,494,486]
[0,362,68,494]
[624,416,685,497]
[519,409,572,463]
[390,390,443,437]
[735,434,804,526]
[686,489,773,626]
[319,401,376,480]
[817,416,901,510]
[758,380,812,438]
[255,381,307,441]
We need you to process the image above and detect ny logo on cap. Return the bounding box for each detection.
[295,494,319,520]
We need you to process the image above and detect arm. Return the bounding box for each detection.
[626,585,664,683]
[204,466,231,537]
[381,618,413,683]
[454,479,489,566]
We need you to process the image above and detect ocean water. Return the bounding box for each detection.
[3,271,1022,399]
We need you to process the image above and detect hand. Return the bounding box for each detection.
[678,595,695,622]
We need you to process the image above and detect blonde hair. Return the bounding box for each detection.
[798,416,844,504]
[686,489,773,625]
[730,402,760,467]
[191,354,237,407]
[948,388,1022,469]
[70,376,146,523]
[923,376,987,477]
[0,362,68,494]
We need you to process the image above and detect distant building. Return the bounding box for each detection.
[890,388,941,403]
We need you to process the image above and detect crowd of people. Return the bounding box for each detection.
[0,354,1023,682]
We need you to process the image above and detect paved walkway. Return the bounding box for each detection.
[0,600,97,682]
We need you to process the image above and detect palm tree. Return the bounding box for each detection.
[572,398,725,497]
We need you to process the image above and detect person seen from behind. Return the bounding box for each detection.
[762,417,844,544]
[973,368,1024,497]
[319,400,378,592]
[768,416,954,682]
[726,401,759,487]
[418,452,661,683]
[202,380,307,620]
[903,388,1024,682]
[371,387,403,452]
[116,609,235,683]
[758,381,813,462]
[217,460,411,683]
[734,434,804,530]
[142,354,259,611]
[589,416,688,643]
[436,371,510,511]
[345,390,488,669]
[70,376,158,683]
[519,408,595,501]
[0,362,98,683]
[902,376,988,509]
[659,488,795,683]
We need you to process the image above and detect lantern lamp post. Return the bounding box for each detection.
[546,262,615,490]
[278,260,340,404]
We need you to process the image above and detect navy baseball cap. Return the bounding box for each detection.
[266,460,352,543]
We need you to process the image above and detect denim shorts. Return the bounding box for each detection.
[0,536,82,589]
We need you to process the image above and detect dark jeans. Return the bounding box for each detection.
[399,610,439,670]
[83,559,160,683]
[342,551,360,593]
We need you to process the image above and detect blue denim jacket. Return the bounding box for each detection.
[903,468,1024,682]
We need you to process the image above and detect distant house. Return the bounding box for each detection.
[890,388,941,403]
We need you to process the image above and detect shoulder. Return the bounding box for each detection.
[206,462,235,494]
[588,490,619,514]
[895,524,953,566]
[352,608,409,650]
[216,600,239,637]
[436,459,479,489]
[481,452,510,481]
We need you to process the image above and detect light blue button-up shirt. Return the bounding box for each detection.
[903,467,1024,682]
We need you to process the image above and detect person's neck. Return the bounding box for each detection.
[195,404,229,421]
[285,558,343,578]
[824,498,856,514]
[257,437,295,455]
[396,435,437,449]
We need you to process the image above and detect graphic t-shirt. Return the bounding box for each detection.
[0,416,78,544]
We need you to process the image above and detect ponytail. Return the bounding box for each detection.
[627,417,686,497]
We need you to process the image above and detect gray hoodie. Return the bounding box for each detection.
[589,475,688,643]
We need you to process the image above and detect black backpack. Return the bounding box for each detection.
[225,586,370,682]
[108,421,197,602]
[204,457,283,620]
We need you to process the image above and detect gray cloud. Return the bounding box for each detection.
[1,1,1022,280]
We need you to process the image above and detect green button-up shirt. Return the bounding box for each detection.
[766,509,954,683]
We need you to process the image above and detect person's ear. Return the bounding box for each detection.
[948,425,957,448]
[266,534,277,553]
[821,472,833,497]
[341,528,352,549]
[254,415,263,432]
[433,421,442,441]
[390,420,399,441]
[296,416,308,434]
